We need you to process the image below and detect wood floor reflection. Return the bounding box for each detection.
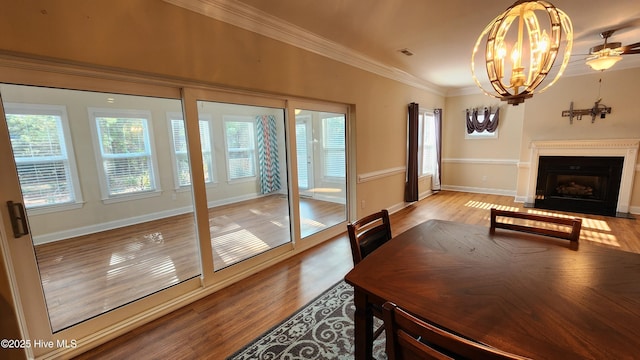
[34,195,345,331]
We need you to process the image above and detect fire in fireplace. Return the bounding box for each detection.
[535,156,624,216]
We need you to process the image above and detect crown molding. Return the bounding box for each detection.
[163,0,445,95]
[446,86,484,97]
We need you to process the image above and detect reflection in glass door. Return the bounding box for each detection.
[296,116,314,197]
[0,84,201,332]
[294,109,347,238]
[195,100,292,271]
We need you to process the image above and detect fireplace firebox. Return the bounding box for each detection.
[535,156,624,216]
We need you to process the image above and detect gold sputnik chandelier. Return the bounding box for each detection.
[471,0,573,105]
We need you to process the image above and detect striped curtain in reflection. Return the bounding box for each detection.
[256,115,281,194]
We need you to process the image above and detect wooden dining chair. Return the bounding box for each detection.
[347,209,393,265]
[347,209,392,341]
[382,302,531,360]
[490,208,582,242]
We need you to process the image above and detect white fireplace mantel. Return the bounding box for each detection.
[526,139,640,214]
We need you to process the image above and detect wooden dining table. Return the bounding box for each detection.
[344,219,640,360]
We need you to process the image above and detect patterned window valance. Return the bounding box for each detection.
[466,107,500,134]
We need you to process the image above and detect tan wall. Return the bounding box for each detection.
[0,2,636,225]
[0,1,637,355]
[442,93,525,194]
[0,1,446,354]
[521,68,640,145]
[518,68,640,209]
[444,67,640,211]
[0,0,443,218]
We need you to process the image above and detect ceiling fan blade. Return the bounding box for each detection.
[621,42,640,55]
[569,54,591,59]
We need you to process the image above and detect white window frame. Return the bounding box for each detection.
[89,107,161,203]
[321,114,346,181]
[223,116,257,182]
[418,110,437,177]
[167,113,216,189]
[4,103,84,214]
[465,110,499,139]
[295,115,313,190]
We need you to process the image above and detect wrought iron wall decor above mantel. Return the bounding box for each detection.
[561,99,612,124]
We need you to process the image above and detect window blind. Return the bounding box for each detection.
[170,119,213,186]
[7,113,74,207]
[323,117,345,178]
[295,122,309,188]
[96,116,154,195]
[225,121,255,179]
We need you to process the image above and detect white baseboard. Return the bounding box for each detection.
[206,192,261,208]
[32,206,194,245]
[387,190,435,215]
[312,193,347,204]
[440,185,517,197]
[33,192,263,245]
[514,195,527,203]
[419,189,433,201]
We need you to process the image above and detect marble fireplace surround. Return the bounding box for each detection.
[525,139,640,215]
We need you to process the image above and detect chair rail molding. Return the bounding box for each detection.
[357,166,406,183]
[443,158,519,165]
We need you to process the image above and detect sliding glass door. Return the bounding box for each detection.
[193,100,291,271]
[0,65,350,358]
[0,84,202,332]
[294,108,347,239]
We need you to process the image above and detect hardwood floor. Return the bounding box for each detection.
[34,195,345,331]
[73,191,639,359]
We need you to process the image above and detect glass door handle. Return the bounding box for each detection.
[7,201,29,238]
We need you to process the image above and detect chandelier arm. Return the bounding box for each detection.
[471,0,573,105]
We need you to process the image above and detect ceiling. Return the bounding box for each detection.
[168,0,640,95]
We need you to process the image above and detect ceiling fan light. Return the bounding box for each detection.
[586,55,622,71]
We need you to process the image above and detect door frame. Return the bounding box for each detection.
[295,114,315,198]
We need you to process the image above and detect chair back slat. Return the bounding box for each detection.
[382,302,531,360]
[347,209,392,264]
[490,208,581,242]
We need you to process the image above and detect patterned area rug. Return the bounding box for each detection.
[228,281,387,359]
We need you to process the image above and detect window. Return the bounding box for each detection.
[169,115,215,187]
[224,118,256,180]
[295,119,310,189]
[418,111,437,176]
[465,109,498,139]
[5,104,82,209]
[90,108,158,199]
[322,115,346,179]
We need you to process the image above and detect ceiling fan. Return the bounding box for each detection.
[586,29,640,71]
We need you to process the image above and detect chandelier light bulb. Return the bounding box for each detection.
[471,0,573,105]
